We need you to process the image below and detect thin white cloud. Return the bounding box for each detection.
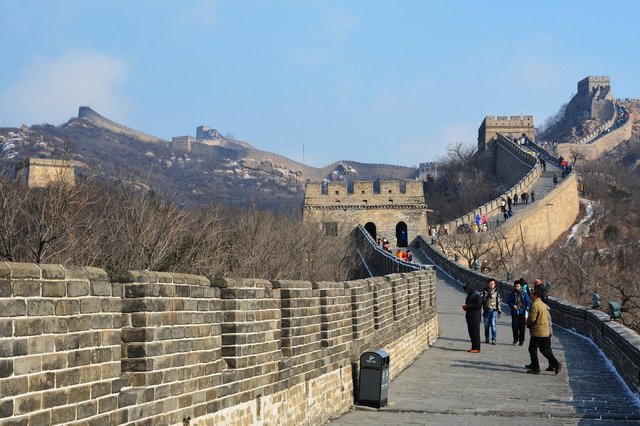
[0,50,132,126]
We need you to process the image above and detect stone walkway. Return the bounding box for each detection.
[329,277,640,425]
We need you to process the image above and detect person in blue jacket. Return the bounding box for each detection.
[508,279,531,346]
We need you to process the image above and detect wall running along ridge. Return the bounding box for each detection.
[0,261,437,425]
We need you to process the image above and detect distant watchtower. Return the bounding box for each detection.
[303,180,429,247]
[564,76,614,122]
[16,158,76,188]
[478,115,535,154]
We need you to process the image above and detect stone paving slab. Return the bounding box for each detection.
[329,277,640,425]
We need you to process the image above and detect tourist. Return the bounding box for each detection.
[553,174,558,186]
[541,158,546,171]
[482,278,501,345]
[533,279,548,303]
[508,280,530,346]
[525,287,562,375]
[507,195,512,211]
[395,249,403,259]
[513,193,519,206]
[406,250,413,262]
[462,283,482,353]
[521,192,528,205]
[530,191,535,203]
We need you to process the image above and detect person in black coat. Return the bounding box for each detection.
[462,283,482,352]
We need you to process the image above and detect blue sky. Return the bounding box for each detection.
[0,1,638,167]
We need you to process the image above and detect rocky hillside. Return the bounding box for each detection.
[0,109,417,210]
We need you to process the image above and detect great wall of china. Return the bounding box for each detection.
[2,76,640,425]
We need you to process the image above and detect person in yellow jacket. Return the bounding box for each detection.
[525,287,562,375]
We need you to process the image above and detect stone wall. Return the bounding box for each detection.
[415,236,640,396]
[556,115,633,161]
[0,261,438,425]
[78,107,167,144]
[443,135,542,232]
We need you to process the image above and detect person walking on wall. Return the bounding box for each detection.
[462,283,482,353]
[530,191,535,203]
[525,287,562,375]
[508,280,530,346]
[482,278,502,345]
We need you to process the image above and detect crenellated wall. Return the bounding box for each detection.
[0,261,438,425]
[303,180,430,243]
[443,135,542,233]
[556,113,633,161]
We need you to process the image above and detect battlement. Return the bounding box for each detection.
[483,115,534,127]
[578,76,611,93]
[305,180,424,199]
[478,115,535,153]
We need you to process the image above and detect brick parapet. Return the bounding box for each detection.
[0,262,437,425]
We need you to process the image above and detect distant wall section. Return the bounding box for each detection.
[78,107,166,144]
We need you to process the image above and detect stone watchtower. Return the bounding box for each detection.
[303,180,429,247]
[477,115,535,154]
[564,76,615,122]
[16,158,76,188]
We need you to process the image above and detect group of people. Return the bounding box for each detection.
[428,224,449,237]
[462,277,562,375]
[395,249,413,262]
[558,156,573,178]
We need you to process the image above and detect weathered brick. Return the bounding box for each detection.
[42,353,67,370]
[12,339,27,356]
[2,376,27,397]
[28,372,55,392]
[55,299,80,316]
[80,298,102,314]
[14,394,41,415]
[98,395,118,414]
[10,263,41,279]
[42,281,66,297]
[51,405,77,423]
[13,355,41,375]
[0,320,11,337]
[68,384,90,403]
[40,264,65,280]
[12,280,40,297]
[30,411,51,426]
[43,317,68,334]
[28,335,56,354]
[27,299,55,316]
[68,315,92,332]
[68,349,92,367]
[0,359,13,378]
[14,317,43,336]
[92,314,113,329]
[0,279,10,297]
[0,399,13,418]
[0,299,26,317]
[43,388,68,408]
[91,382,112,399]
[67,280,90,297]
[56,369,80,387]
[91,280,112,296]
[77,400,97,420]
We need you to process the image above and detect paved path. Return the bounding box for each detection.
[329,277,640,425]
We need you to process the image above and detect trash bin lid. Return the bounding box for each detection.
[360,349,390,368]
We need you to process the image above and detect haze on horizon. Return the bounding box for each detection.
[0,0,638,168]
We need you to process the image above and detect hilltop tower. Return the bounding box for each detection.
[477,115,535,154]
[303,180,429,247]
[564,76,614,122]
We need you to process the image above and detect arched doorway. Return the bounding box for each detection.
[364,222,377,240]
[396,222,408,247]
